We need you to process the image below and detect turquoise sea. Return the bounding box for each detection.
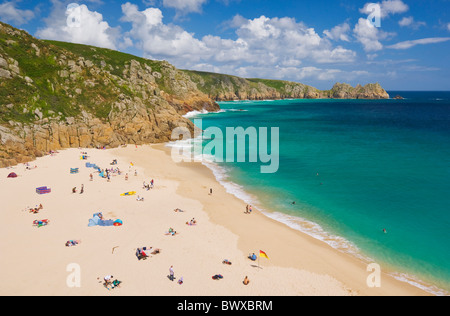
[182,92,450,295]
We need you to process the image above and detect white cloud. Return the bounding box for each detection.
[399,16,426,29]
[387,37,450,50]
[323,23,351,42]
[121,3,356,72]
[121,2,209,63]
[36,2,119,50]
[353,17,393,52]
[360,0,409,18]
[162,0,207,16]
[0,1,35,25]
[233,16,356,64]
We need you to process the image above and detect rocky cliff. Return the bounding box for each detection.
[0,22,218,167]
[183,70,389,101]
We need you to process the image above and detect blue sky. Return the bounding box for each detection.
[1,0,450,90]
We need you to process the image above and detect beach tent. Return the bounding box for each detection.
[113,219,123,226]
[88,214,100,227]
[7,172,17,178]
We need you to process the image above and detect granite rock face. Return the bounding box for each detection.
[0,22,218,167]
[184,71,390,101]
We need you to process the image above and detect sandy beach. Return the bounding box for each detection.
[0,144,430,296]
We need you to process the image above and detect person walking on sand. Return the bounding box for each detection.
[169,266,175,281]
[80,184,84,194]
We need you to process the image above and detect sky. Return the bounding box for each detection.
[1,0,450,90]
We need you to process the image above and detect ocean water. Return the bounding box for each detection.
[182,92,450,295]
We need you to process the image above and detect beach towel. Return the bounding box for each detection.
[121,191,136,196]
[98,219,114,226]
[36,187,51,194]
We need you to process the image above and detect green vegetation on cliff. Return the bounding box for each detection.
[183,70,389,101]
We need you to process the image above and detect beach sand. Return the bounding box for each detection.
[0,144,430,296]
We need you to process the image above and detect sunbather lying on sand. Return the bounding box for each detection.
[33,219,49,227]
[186,218,197,226]
[212,274,223,280]
[151,248,161,255]
[166,228,178,236]
[101,275,121,290]
[65,240,81,247]
[29,204,43,214]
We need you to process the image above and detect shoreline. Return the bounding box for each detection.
[0,144,436,296]
[184,101,450,297]
[195,153,448,296]
[117,144,432,296]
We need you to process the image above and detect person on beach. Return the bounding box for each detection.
[209,188,213,195]
[245,205,249,214]
[72,187,77,194]
[243,276,250,285]
[186,218,196,225]
[125,174,128,181]
[103,275,113,287]
[90,174,93,181]
[80,184,84,194]
[169,266,175,281]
